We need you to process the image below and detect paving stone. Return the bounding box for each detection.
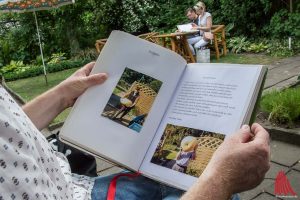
[265,170,300,198]
[240,162,288,200]
[270,140,300,167]
[264,59,300,89]
[266,162,289,179]
[285,170,300,198]
[252,192,282,200]
[292,161,300,171]
[240,180,273,200]
[97,166,124,176]
[96,158,115,172]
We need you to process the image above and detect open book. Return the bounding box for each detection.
[60,31,267,191]
[177,23,197,33]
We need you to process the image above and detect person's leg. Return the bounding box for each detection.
[91,172,162,200]
[187,36,201,55]
[194,37,209,49]
[119,107,132,119]
[231,194,240,200]
[161,184,184,200]
[112,106,126,119]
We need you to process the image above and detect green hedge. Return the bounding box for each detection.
[2,59,91,82]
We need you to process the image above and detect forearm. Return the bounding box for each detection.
[198,26,211,32]
[22,86,66,130]
[181,172,231,200]
[22,62,108,131]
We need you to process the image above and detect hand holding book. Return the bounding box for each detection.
[182,123,270,200]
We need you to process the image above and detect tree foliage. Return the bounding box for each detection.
[0,0,299,66]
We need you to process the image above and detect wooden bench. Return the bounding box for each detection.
[95,32,159,54]
[95,38,108,54]
[210,25,227,59]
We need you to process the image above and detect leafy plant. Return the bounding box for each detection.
[34,55,45,66]
[73,48,99,61]
[227,37,250,54]
[265,8,300,39]
[3,59,89,81]
[266,40,294,57]
[0,60,25,74]
[47,52,67,64]
[260,88,300,126]
[246,42,268,53]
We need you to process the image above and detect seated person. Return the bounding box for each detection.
[185,7,202,55]
[0,62,270,200]
[191,1,213,54]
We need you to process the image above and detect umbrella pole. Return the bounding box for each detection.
[33,11,48,85]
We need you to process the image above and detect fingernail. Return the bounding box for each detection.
[100,73,108,80]
[241,124,249,129]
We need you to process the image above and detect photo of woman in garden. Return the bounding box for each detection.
[101,67,162,133]
[112,85,141,120]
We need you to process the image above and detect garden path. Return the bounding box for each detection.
[264,55,300,92]
[241,54,300,200]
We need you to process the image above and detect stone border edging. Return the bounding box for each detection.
[263,124,300,146]
[48,122,64,131]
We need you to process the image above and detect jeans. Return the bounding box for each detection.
[187,36,209,55]
[91,172,184,200]
[91,172,240,200]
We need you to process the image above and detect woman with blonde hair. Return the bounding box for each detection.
[188,1,212,54]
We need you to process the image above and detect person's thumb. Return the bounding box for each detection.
[233,124,253,143]
[83,73,108,88]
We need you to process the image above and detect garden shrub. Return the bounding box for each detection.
[260,87,300,126]
[246,42,269,53]
[2,59,90,81]
[0,60,25,74]
[266,40,296,57]
[265,8,300,39]
[73,48,99,61]
[47,52,67,64]
[227,37,250,53]
[227,36,297,57]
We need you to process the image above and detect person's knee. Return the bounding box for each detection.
[194,39,208,48]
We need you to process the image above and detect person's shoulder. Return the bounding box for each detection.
[205,12,212,17]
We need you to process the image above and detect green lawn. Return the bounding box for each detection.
[7,67,80,101]
[6,67,80,125]
[211,53,279,65]
[6,53,280,125]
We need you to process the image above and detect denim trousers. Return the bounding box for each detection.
[91,172,240,200]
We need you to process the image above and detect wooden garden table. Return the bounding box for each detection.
[154,31,198,63]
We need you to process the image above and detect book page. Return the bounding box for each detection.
[177,24,193,32]
[140,63,263,190]
[60,31,187,170]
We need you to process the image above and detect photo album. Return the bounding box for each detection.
[177,23,193,32]
[59,31,267,190]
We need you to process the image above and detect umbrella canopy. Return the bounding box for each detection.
[0,0,74,12]
[0,0,74,84]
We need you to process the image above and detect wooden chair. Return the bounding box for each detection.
[210,25,227,59]
[95,38,107,54]
[153,32,196,63]
[138,32,160,44]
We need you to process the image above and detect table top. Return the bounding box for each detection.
[154,30,199,38]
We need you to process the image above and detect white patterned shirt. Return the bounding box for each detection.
[0,85,95,200]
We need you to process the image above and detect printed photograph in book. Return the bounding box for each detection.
[101,67,163,133]
[151,124,225,177]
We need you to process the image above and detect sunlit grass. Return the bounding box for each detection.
[6,67,79,125]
